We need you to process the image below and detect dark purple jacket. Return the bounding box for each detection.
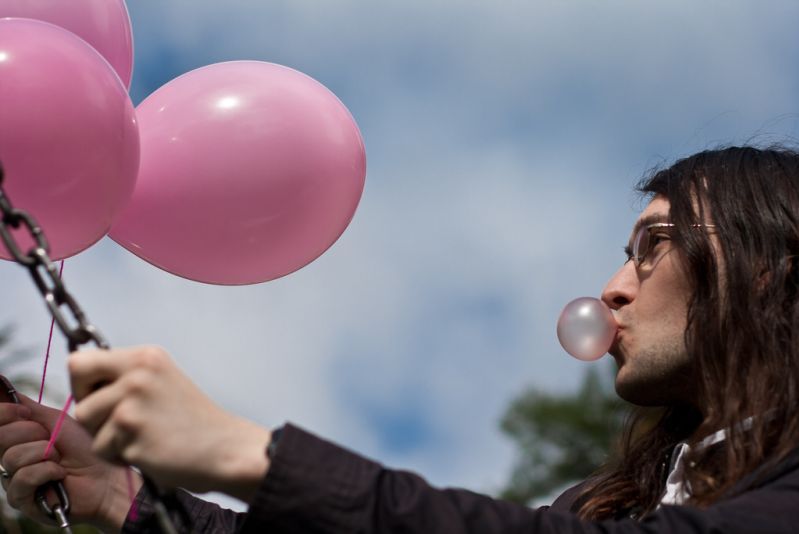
[123,423,799,533]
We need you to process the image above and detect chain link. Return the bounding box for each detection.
[0,199,49,267]
[0,162,185,533]
[0,164,108,352]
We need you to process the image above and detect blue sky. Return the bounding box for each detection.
[3,0,799,509]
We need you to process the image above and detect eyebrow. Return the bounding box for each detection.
[624,213,671,259]
[630,213,670,238]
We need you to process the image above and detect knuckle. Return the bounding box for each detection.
[12,465,36,489]
[2,449,19,474]
[136,346,167,370]
[8,463,64,510]
[0,421,47,452]
[125,370,150,395]
[73,402,88,425]
[28,421,49,441]
[39,443,59,464]
[6,491,22,510]
[4,442,57,477]
[67,352,86,376]
[112,402,141,432]
[0,404,18,425]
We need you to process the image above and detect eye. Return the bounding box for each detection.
[650,233,671,247]
[623,245,633,264]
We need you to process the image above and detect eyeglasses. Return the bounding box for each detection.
[625,222,716,267]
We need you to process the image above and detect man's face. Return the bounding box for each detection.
[601,195,696,406]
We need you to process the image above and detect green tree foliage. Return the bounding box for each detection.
[0,327,39,398]
[499,364,630,505]
[0,515,98,534]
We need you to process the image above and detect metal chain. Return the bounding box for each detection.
[0,165,108,353]
[0,162,186,534]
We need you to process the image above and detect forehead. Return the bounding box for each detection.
[639,195,670,222]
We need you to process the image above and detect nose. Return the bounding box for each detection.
[601,261,637,310]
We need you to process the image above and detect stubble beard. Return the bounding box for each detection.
[614,336,695,407]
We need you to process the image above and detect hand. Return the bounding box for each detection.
[0,393,141,532]
[69,346,272,502]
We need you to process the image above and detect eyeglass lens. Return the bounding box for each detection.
[632,226,649,265]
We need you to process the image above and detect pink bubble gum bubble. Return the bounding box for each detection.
[557,297,618,361]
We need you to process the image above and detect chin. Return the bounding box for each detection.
[615,386,668,407]
[615,370,696,407]
[614,371,672,407]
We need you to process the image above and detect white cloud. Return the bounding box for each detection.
[2,0,799,509]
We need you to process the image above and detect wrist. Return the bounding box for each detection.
[95,466,143,533]
[214,418,272,502]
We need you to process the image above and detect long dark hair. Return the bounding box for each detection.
[577,146,799,519]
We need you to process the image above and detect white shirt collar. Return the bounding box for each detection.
[659,417,754,507]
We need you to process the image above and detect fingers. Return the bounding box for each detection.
[76,370,158,463]
[0,401,32,426]
[92,416,136,464]
[0,408,54,497]
[11,393,68,432]
[69,346,168,402]
[0,403,35,468]
[73,377,131,437]
[69,348,129,402]
[0,420,50,458]
[3,441,62,479]
[71,346,172,465]
[0,391,73,442]
[5,460,66,512]
[2,440,65,514]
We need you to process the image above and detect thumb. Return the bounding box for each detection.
[16,392,63,429]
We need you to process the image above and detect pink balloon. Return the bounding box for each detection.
[0,0,133,87]
[0,18,139,260]
[557,297,618,361]
[109,61,367,285]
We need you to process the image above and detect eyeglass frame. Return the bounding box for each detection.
[625,222,716,267]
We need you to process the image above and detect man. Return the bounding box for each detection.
[2,146,799,532]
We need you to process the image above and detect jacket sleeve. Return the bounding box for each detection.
[237,423,799,534]
[121,485,247,534]
[121,423,799,533]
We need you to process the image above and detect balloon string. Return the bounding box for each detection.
[33,260,140,513]
[43,394,73,460]
[127,468,139,521]
[33,260,138,515]
[38,260,65,403]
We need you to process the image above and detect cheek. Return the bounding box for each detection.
[658,301,690,332]
[640,263,692,325]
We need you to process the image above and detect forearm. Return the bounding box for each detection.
[236,424,799,534]
[239,424,558,533]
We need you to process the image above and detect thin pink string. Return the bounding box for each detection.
[127,468,139,521]
[38,260,65,403]
[43,394,73,459]
[44,398,140,516]
[36,260,139,508]
[42,391,140,514]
